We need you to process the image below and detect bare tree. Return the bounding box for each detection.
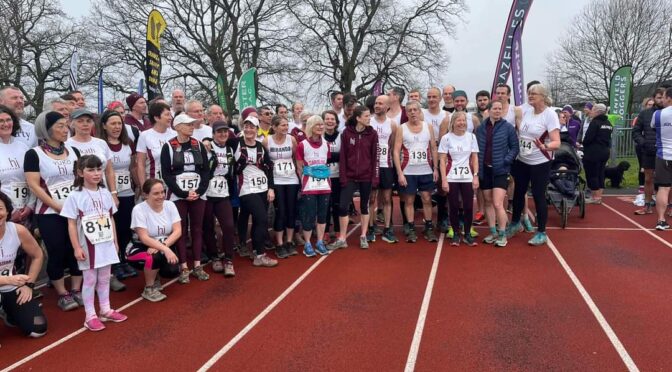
[547,0,672,103]
[284,0,464,104]
[0,0,80,113]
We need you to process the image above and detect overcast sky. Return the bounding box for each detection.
[60,0,591,103]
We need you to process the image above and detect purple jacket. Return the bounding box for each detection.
[565,117,581,147]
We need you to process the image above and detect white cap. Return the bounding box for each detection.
[173,113,198,126]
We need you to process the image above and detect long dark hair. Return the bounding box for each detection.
[345,106,369,127]
[0,104,20,137]
[97,110,132,146]
[73,155,105,190]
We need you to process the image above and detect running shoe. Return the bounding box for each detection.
[450,235,460,246]
[473,211,485,225]
[153,279,163,291]
[505,222,523,238]
[122,263,138,277]
[70,290,84,306]
[212,259,224,273]
[528,232,548,246]
[469,227,479,238]
[494,235,508,248]
[275,244,289,259]
[372,224,383,235]
[100,310,128,323]
[656,220,671,231]
[224,261,236,277]
[523,217,535,233]
[237,244,251,258]
[142,287,167,302]
[315,240,329,256]
[293,234,306,246]
[113,264,126,280]
[585,197,602,205]
[286,242,299,256]
[366,229,376,242]
[327,239,347,251]
[360,236,369,249]
[84,317,106,332]
[382,228,398,243]
[424,226,438,242]
[403,223,412,236]
[447,226,455,239]
[303,242,316,257]
[483,233,497,244]
[110,276,126,292]
[406,227,417,243]
[192,266,210,281]
[439,218,449,233]
[178,268,191,284]
[463,235,478,247]
[253,254,278,267]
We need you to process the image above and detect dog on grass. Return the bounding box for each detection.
[604,161,630,188]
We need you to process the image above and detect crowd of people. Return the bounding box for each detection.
[0,79,630,340]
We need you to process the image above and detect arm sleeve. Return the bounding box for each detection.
[23,149,39,172]
[160,144,188,199]
[167,201,182,223]
[59,192,78,219]
[130,205,145,230]
[196,143,211,196]
[136,133,147,153]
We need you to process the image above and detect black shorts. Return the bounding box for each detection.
[655,157,672,186]
[642,152,656,170]
[479,167,509,190]
[399,174,435,194]
[377,168,395,190]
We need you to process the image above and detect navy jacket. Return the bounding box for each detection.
[476,118,519,176]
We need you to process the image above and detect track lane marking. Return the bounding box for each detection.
[602,202,672,249]
[404,233,445,372]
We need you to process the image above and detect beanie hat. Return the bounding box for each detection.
[126,93,143,110]
[241,106,257,120]
[45,112,65,132]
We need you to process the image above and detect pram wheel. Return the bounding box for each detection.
[561,198,569,228]
[579,190,586,219]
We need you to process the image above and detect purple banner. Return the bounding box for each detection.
[511,24,525,106]
[491,0,534,95]
[372,80,385,96]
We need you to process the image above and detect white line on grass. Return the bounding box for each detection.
[404,233,445,372]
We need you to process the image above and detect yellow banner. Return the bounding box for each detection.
[146,10,167,49]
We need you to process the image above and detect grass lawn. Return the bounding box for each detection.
[608,156,639,190]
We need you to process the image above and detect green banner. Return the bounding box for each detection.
[608,65,632,127]
[237,68,257,110]
[216,75,227,112]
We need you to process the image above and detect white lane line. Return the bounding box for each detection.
[2,276,180,372]
[404,233,445,372]
[547,237,639,372]
[602,202,672,249]
[197,224,362,372]
[389,224,646,231]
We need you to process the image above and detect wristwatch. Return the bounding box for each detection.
[25,282,35,289]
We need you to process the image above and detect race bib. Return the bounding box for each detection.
[247,174,268,194]
[115,170,132,192]
[520,138,534,156]
[81,213,114,245]
[304,176,330,192]
[176,173,200,192]
[274,159,296,178]
[378,143,390,167]
[409,148,428,166]
[9,181,29,208]
[48,180,74,205]
[450,165,471,180]
[206,176,229,198]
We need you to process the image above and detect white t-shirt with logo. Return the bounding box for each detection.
[518,107,560,165]
[14,119,37,148]
[60,188,119,270]
[438,132,479,183]
[136,127,177,181]
[131,200,181,241]
[193,125,213,142]
[0,140,32,209]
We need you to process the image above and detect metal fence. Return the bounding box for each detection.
[611,127,636,160]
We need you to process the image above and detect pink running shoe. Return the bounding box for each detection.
[84,317,106,332]
[100,310,128,323]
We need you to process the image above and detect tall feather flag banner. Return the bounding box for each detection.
[97,70,104,113]
[510,23,525,106]
[608,65,633,127]
[372,80,385,96]
[491,0,534,95]
[138,79,144,96]
[69,50,79,91]
[146,10,167,100]
[238,68,257,110]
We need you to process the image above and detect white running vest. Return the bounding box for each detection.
[32,145,78,214]
[401,122,433,175]
[423,109,446,140]
[0,222,21,292]
[268,135,298,185]
[371,116,393,168]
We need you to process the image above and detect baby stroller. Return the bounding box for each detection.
[546,134,586,228]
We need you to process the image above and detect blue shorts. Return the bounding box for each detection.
[399,174,434,195]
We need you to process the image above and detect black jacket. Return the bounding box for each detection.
[583,114,613,162]
[632,106,662,154]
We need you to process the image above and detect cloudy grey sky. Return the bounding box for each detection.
[60,0,591,102]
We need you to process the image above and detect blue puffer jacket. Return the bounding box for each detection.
[475,118,519,176]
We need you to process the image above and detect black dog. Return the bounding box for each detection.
[604,161,630,188]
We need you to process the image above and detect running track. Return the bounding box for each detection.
[2,195,671,371]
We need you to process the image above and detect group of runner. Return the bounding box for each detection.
[0,80,562,337]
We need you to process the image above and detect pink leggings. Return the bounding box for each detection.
[82,266,112,321]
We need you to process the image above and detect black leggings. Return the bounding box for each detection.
[37,214,81,280]
[273,184,299,232]
[511,160,551,232]
[583,158,607,190]
[436,192,448,223]
[447,182,474,234]
[203,198,235,261]
[113,195,134,262]
[339,181,372,216]
[327,179,341,234]
[239,193,269,256]
[1,289,47,337]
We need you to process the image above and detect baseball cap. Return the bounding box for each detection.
[242,116,259,127]
[71,109,95,120]
[173,113,198,126]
